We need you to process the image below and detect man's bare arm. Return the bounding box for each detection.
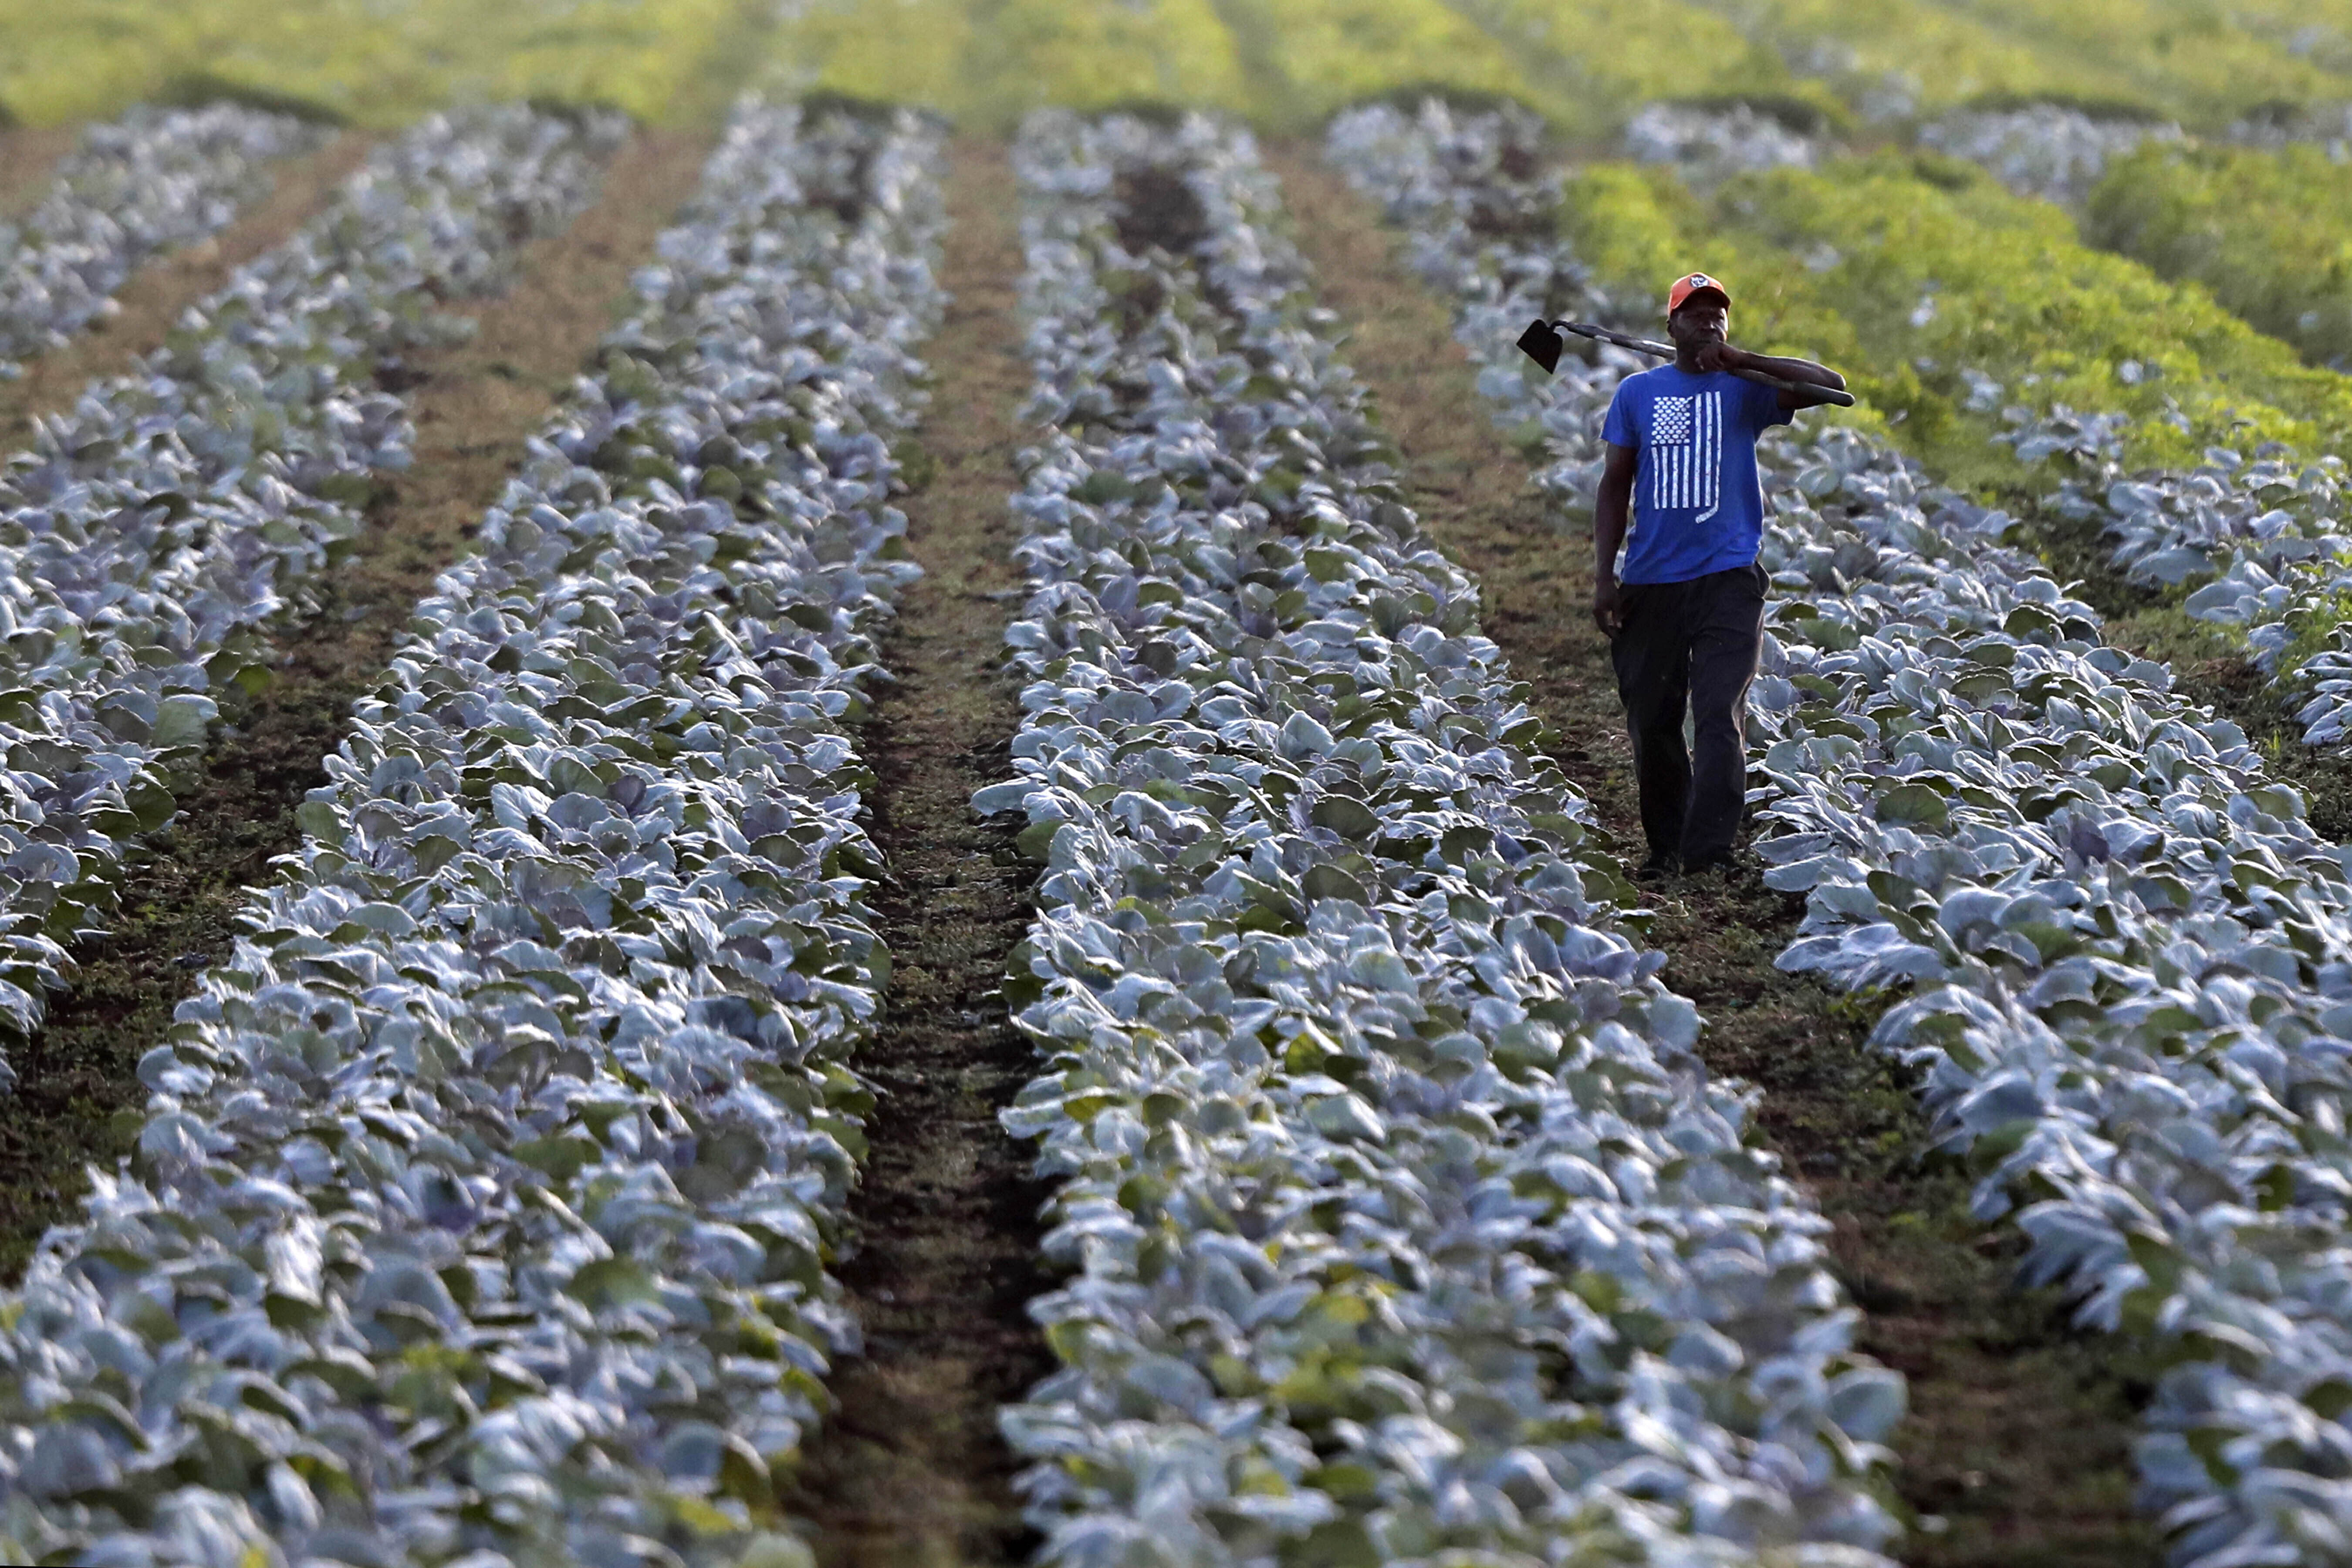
[1593,441,1637,637]
[1700,341,1848,409]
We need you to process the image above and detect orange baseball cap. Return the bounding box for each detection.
[1667,272,1731,314]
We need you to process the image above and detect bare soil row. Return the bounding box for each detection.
[0,126,81,217]
[784,136,1054,1567]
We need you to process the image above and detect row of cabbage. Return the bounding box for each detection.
[0,105,623,1082]
[985,107,1903,1566]
[0,99,942,1568]
[0,103,324,375]
[1330,96,2352,1566]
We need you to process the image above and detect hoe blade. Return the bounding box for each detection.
[1516,318,1562,374]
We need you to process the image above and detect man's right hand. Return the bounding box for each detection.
[1593,575,1625,639]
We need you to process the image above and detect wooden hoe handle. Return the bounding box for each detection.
[1519,318,1858,409]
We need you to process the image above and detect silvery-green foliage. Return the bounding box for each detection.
[1331,97,2352,1568]
[1996,406,2352,746]
[1916,107,2183,207]
[0,105,620,1085]
[2228,102,2352,159]
[1622,103,1820,191]
[990,106,1903,1568]
[0,100,943,1567]
[0,104,324,372]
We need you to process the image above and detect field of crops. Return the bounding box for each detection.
[14,1,2352,1565]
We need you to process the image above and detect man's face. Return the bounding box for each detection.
[1669,294,1730,350]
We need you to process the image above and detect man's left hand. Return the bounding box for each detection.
[1694,341,1746,374]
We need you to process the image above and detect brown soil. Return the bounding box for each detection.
[0,126,80,217]
[0,131,374,447]
[783,136,1051,1568]
[0,128,715,1282]
[1265,142,2161,1568]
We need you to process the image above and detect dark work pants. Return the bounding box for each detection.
[1609,561,1767,868]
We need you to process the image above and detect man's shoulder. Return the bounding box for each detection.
[1608,364,1673,406]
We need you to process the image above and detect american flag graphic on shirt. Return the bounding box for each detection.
[1647,391,1724,521]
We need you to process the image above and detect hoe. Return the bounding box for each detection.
[1517,318,1858,407]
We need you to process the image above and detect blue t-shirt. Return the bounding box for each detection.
[1600,365,1791,585]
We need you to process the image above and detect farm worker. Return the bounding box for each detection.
[1590,271,1847,879]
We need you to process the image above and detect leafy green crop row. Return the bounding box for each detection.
[1433,0,1821,139]
[2206,0,2352,78]
[1923,0,2352,120]
[1210,0,1534,134]
[757,0,1254,130]
[2085,141,2352,371]
[1680,0,2095,118]
[1558,150,2352,489]
[1680,0,2352,126]
[3,0,772,127]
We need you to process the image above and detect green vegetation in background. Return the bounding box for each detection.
[1683,0,2148,118]
[0,1,185,124]
[1210,0,1537,135]
[2085,142,2352,371]
[764,0,971,112]
[1681,0,2352,125]
[1559,151,2352,491]
[969,0,1251,123]
[1431,0,1839,143]
[2199,0,2352,79]
[1930,0,2352,123]
[0,0,773,127]
[771,0,1251,130]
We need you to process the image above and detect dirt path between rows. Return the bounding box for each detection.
[785,135,1051,1568]
[0,131,374,448]
[0,128,715,1281]
[1265,142,2160,1568]
[0,126,81,217]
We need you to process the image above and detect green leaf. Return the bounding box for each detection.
[568,1256,660,1311]
[1301,862,1370,905]
[1309,796,1379,841]
[512,1135,597,1182]
[126,778,177,833]
[296,800,343,843]
[1874,783,1950,827]
[152,694,216,751]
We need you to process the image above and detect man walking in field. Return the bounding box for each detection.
[1591,272,1847,879]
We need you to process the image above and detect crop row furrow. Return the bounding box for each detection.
[0,104,325,375]
[0,100,942,1566]
[987,108,1901,1565]
[0,105,623,1081]
[1330,98,2352,1565]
